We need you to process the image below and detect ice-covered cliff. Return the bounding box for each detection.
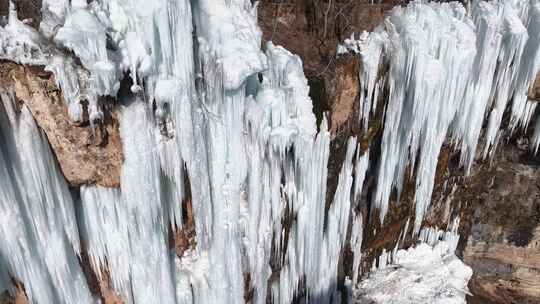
[1,0,540,304]
[341,0,540,233]
[1,0,362,302]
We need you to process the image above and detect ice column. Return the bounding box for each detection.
[78,97,178,304]
[348,0,540,231]
[0,90,94,304]
[369,2,476,231]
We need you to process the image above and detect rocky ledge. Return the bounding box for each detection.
[0,61,123,187]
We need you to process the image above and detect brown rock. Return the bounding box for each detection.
[172,197,197,257]
[79,242,125,304]
[0,281,28,304]
[0,61,123,187]
[258,0,402,76]
[171,177,197,257]
[529,73,540,101]
[327,55,360,135]
[456,141,540,304]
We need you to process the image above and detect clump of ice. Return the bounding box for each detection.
[0,2,48,65]
[193,0,267,90]
[354,241,472,304]
[355,218,471,304]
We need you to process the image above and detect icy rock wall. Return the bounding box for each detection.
[0,90,95,304]
[341,0,540,233]
[1,0,540,303]
[1,0,366,303]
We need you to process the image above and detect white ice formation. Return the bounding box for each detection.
[1,0,365,303]
[341,0,540,232]
[354,241,472,304]
[356,217,470,304]
[0,90,95,304]
[532,114,540,153]
[1,0,539,303]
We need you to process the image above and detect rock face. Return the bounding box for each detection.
[258,0,399,76]
[457,140,540,304]
[0,61,123,187]
[0,0,41,29]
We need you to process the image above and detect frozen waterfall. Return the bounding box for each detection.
[1,0,540,303]
[340,0,540,233]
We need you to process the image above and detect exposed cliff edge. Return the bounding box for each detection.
[0,61,123,187]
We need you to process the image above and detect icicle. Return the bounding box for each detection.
[353,147,369,203]
[400,218,410,248]
[79,97,178,304]
[343,0,540,231]
[0,90,94,304]
[510,98,537,133]
[349,146,368,286]
[358,31,387,130]
[315,137,357,303]
[244,39,357,303]
[78,186,130,296]
[481,2,529,158]
[418,216,461,256]
[378,249,389,270]
[338,31,388,130]
[531,116,540,153]
[350,213,364,285]
[509,0,540,132]
[45,55,87,121]
[53,3,120,123]
[366,2,476,228]
[192,0,267,91]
